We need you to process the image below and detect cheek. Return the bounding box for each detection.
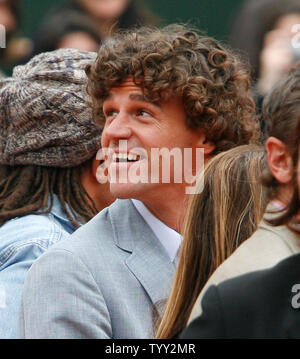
[101,128,109,148]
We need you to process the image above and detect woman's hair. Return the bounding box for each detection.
[261,66,300,226]
[86,24,260,155]
[0,160,98,228]
[156,144,268,338]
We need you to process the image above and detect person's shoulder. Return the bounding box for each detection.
[64,199,120,240]
[236,220,297,252]
[212,222,300,280]
[0,212,61,248]
[231,220,300,263]
[187,255,300,339]
[0,212,71,268]
[210,253,300,329]
[65,198,138,239]
[218,253,300,302]
[46,199,135,253]
[191,225,300,320]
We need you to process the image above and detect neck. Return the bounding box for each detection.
[275,184,294,208]
[86,182,114,212]
[141,190,189,233]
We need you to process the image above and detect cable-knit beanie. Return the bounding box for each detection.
[0,48,101,167]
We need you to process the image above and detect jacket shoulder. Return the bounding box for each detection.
[0,213,70,268]
[208,223,300,284]
[214,254,300,338]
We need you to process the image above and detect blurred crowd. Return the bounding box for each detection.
[0,0,157,75]
[3,0,300,114]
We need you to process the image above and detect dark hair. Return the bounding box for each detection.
[0,159,99,228]
[28,0,157,61]
[86,24,260,154]
[261,65,300,226]
[28,11,101,58]
[229,0,300,80]
[117,0,158,28]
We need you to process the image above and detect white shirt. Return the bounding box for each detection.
[131,199,183,263]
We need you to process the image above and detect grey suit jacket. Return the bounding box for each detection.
[19,199,176,339]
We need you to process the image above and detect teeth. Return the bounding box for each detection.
[113,153,139,161]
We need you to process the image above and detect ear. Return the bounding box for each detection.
[197,133,216,158]
[266,136,293,184]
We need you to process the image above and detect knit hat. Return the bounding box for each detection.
[0,48,101,167]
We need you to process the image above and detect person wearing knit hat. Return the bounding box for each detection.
[0,48,115,339]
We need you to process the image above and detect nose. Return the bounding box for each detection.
[101,112,133,148]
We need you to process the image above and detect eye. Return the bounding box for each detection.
[104,109,118,120]
[136,109,152,118]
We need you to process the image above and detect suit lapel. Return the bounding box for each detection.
[125,231,175,315]
[109,199,176,314]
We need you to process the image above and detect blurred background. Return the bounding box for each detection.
[2,0,300,106]
[0,0,243,75]
[21,0,242,42]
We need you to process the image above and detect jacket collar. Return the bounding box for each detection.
[49,195,77,231]
[109,198,176,314]
[260,202,300,251]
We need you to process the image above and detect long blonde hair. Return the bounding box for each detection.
[156,144,268,338]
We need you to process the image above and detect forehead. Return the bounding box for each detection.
[107,78,144,99]
[104,77,184,111]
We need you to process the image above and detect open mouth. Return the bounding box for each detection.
[112,153,141,163]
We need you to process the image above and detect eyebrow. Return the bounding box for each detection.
[130,94,161,110]
[105,92,159,108]
[129,93,151,102]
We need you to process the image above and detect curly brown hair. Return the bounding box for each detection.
[86,24,260,153]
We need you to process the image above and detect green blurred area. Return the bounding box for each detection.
[4,0,245,74]
[20,0,244,41]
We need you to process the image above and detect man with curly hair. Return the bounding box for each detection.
[20,24,260,339]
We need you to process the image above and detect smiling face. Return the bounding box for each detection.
[101,78,203,205]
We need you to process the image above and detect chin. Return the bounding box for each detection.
[110,183,137,199]
[109,182,148,200]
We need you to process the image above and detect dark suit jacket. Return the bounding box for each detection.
[180,253,300,339]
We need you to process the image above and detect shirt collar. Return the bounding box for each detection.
[47,195,77,231]
[131,199,183,263]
